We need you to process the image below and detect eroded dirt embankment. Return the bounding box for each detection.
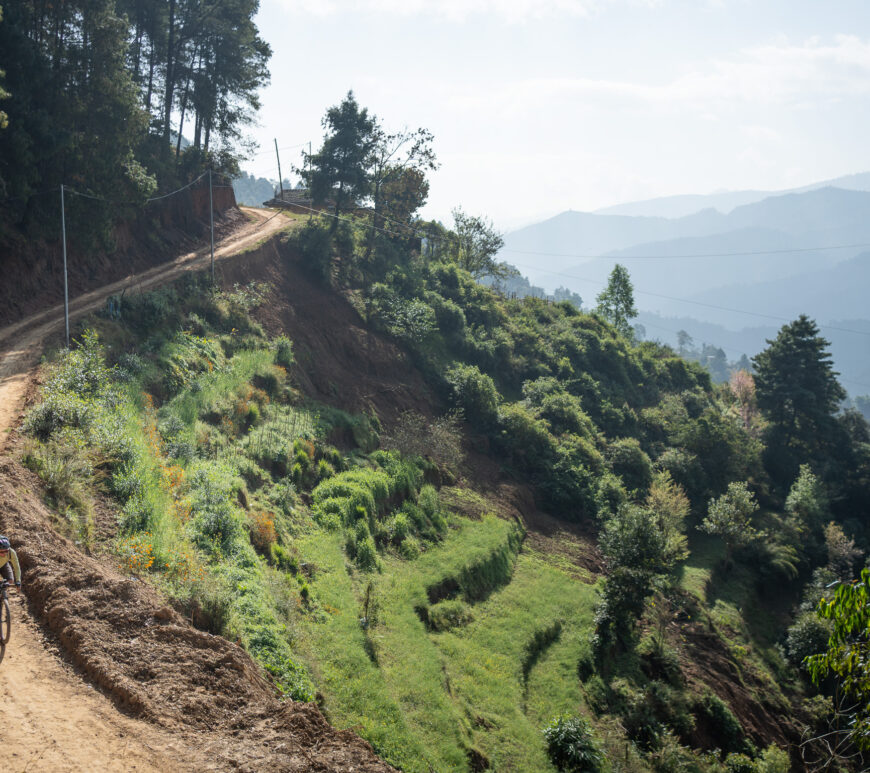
[0,460,395,772]
[0,208,396,772]
[0,184,239,327]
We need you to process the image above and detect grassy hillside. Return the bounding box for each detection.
[17,223,868,771]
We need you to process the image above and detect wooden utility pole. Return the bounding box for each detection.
[209,169,215,284]
[275,139,284,202]
[60,184,69,348]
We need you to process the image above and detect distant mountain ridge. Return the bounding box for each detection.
[594,171,870,218]
[499,177,870,396]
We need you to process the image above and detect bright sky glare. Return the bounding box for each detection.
[244,0,870,229]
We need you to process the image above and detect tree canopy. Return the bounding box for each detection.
[752,315,846,481]
[449,208,512,280]
[304,91,378,222]
[596,264,637,338]
[0,0,270,239]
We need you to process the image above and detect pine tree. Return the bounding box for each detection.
[303,91,377,222]
[752,315,845,481]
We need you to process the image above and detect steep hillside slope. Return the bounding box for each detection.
[0,459,394,772]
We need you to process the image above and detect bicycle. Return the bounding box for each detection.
[0,581,12,647]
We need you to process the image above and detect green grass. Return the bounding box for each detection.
[167,348,276,426]
[293,511,601,772]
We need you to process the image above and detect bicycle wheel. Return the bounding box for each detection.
[0,596,10,646]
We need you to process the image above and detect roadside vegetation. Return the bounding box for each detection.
[16,91,870,772]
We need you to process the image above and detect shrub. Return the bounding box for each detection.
[248,511,278,554]
[181,572,233,635]
[542,715,602,772]
[356,535,379,572]
[399,536,421,560]
[445,363,499,429]
[694,692,750,755]
[274,335,295,368]
[391,512,411,543]
[607,437,653,494]
[269,543,298,573]
[427,600,473,631]
[785,613,831,668]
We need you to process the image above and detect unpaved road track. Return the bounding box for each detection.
[1,597,197,772]
[0,206,290,447]
[0,207,291,771]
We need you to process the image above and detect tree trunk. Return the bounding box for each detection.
[162,0,177,144]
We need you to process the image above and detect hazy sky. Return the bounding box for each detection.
[243,0,870,229]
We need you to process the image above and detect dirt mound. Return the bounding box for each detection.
[0,459,395,772]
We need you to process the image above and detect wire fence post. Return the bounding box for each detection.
[209,169,215,285]
[60,184,69,349]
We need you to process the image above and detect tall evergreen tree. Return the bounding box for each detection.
[303,91,377,223]
[752,315,846,482]
[596,264,637,338]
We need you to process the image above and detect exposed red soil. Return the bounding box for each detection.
[680,622,800,751]
[218,236,438,427]
[0,459,396,772]
[0,185,239,327]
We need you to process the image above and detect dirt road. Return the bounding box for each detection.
[1,594,199,772]
[0,206,292,771]
[0,207,291,448]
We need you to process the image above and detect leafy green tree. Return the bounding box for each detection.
[785,464,828,532]
[449,208,513,280]
[752,315,846,481]
[304,91,377,222]
[645,471,690,565]
[807,568,870,754]
[699,481,758,565]
[594,504,670,650]
[595,264,637,338]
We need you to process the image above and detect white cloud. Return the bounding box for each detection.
[437,35,870,116]
[282,0,632,22]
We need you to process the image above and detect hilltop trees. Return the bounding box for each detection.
[0,0,271,238]
[752,315,846,481]
[448,208,512,280]
[596,264,637,338]
[304,91,378,223]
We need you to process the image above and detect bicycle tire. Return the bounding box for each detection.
[0,596,10,645]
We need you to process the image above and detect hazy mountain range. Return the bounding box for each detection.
[498,175,870,396]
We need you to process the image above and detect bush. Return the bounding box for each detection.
[274,335,294,368]
[248,511,278,554]
[542,715,603,772]
[270,543,299,573]
[391,512,411,543]
[694,692,750,755]
[287,219,334,282]
[785,613,831,668]
[607,437,653,494]
[427,600,473,631]
[356,535,379,572]
[398,536,421,560]
[445,363,499,429]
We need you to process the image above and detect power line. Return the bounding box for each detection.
[508,259,870,339]
[501,242,870,261]
[248,141,310,157]
[65,171,209,206]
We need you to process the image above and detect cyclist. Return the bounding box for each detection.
[0,537,21,591]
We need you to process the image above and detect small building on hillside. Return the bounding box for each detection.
[264,188,318,213]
